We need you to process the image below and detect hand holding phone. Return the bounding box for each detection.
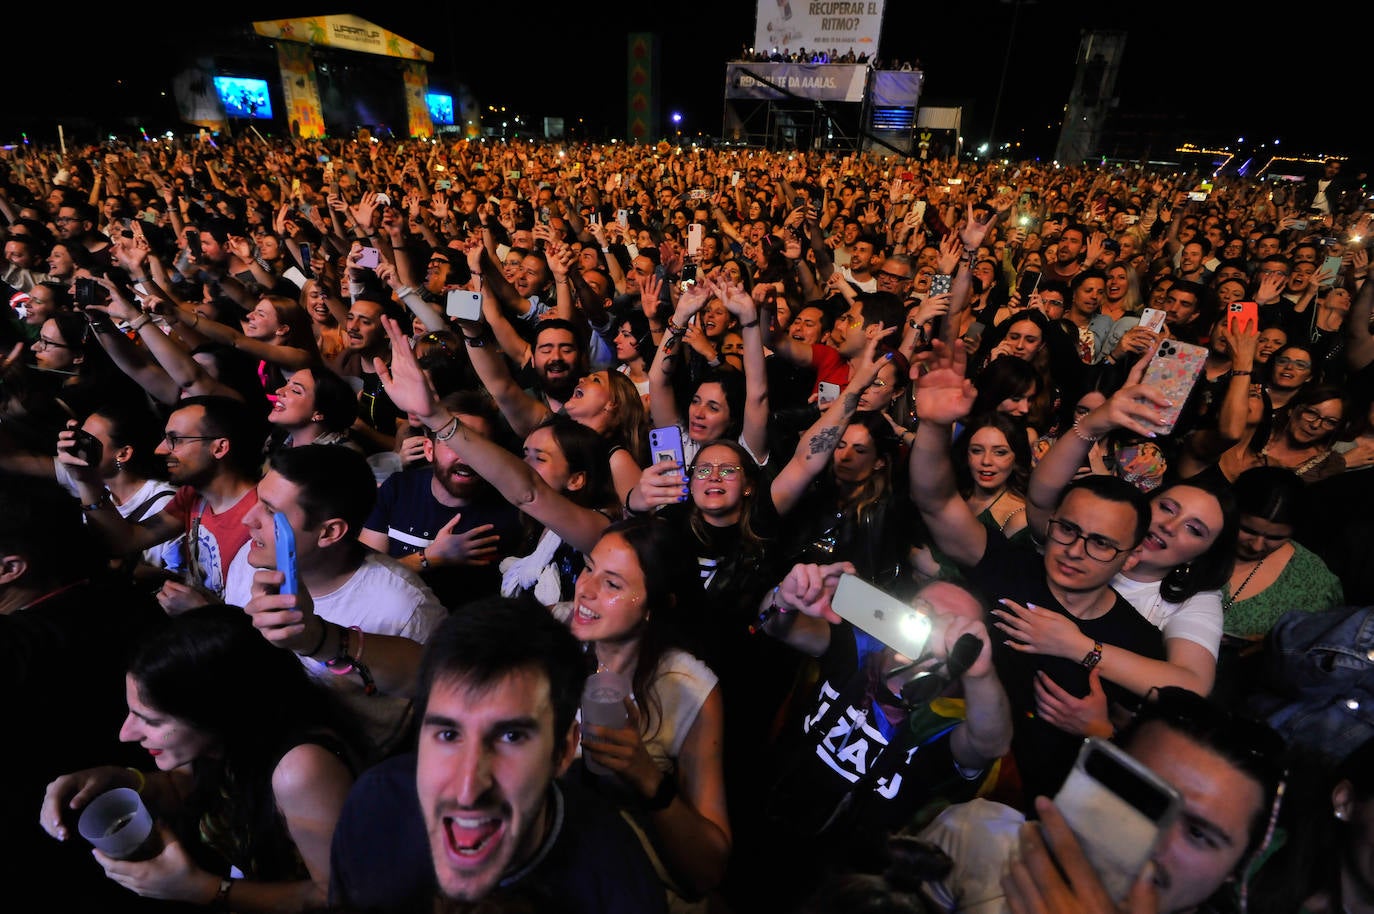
[1226,301,1258,336]
[446,289,483,322]
[1051,738,1182,903]
[1139,339,1208,435]
[68,429,103,468]
[356,247,380,270]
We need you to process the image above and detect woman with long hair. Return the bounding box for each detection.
[913,410,1033,583]
[573,516,732,908]
[267,365,360,451]
[40,606,367,911]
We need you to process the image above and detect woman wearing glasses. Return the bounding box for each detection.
[1261,342,1318,417]
[993,356,1240,733]
[1219,383,1349,483]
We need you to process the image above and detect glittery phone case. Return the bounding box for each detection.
[1140,340,1208,435]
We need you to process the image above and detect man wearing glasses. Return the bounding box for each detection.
[52,202,113,268]
[908,341,1164,805]
[60,395,263,608]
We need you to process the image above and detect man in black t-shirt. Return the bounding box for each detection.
[329,597,665,914]
[909,337,1164,805]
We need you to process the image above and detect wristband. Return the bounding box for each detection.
[419,547,432,570]
[1227,369,1253,378]
[1081,640,1104,670]
[666,318,687,335]
[129,315,152,333]
[739,316,760,329]
[212,878,234,911]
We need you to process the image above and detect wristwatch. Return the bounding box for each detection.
[643,773,678,812]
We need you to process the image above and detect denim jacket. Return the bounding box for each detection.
[1245,606,1374,765]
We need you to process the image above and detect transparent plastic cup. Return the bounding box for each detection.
[581,670,631,776]
[78,787,155,860]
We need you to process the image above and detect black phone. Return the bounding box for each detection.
[69,429,103,467]
[298,243,313,278]
[1016,270,1042,301]
[184,229,202,259]
[73,278,99,309]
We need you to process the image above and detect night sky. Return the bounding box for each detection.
[7,4,1362,166]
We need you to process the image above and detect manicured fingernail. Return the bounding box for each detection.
[678,494,687,502]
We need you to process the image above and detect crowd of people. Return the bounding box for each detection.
[2,132,1372,914]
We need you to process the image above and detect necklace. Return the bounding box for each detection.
[1224,556,1267,610]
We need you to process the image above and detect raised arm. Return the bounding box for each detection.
[1024,353,1167,536]
[716,276,770,460]
[647,278,711,430]
[771,337,891,516]
[907,340,988,567]
[374,316,611,553]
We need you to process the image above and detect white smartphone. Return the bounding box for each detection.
[616,209,630,228]
[687,223,704,256]
[1053,738,1183,903]
[445,289,482,322]
[817,381,841,408]
[831,573,934,659]
[1138,307,1166,334]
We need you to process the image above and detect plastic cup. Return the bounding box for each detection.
[77,787,155,860]
[581,670,631,776]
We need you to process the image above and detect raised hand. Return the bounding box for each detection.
[912,339,976,425]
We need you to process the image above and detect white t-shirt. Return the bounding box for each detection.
[55,463,178,566]
[1111,574,1223,658]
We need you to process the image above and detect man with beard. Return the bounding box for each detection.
[327,595,665,914]
[62,395,263,606]
[359,390,523,609]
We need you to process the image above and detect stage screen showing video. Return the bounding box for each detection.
[214,77,274,120]
[426,93,455,125]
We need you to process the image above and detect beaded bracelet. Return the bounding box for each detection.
[1071,414,1102,443]
[433,415,461,442]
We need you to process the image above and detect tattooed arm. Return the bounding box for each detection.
[769,339,894,516]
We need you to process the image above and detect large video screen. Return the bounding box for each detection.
[213,76,274,120]
[426,93,455,125]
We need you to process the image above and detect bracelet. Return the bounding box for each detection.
[126,767,146,795]
[432,415,461,442]
[1071,414,1102,443]
[1228,369,1253,378]
[301,616,330,657]
[129,315,152,332]
[624,488,643,517]
[739,316,760,329]
[326,624,362,674]
[419,547,431,570]
[81,494,112,512]
[394,285,417,299]
[642,773,679,812]
[666,318,687,335]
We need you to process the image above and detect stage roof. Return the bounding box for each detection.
[252,14,433,62]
